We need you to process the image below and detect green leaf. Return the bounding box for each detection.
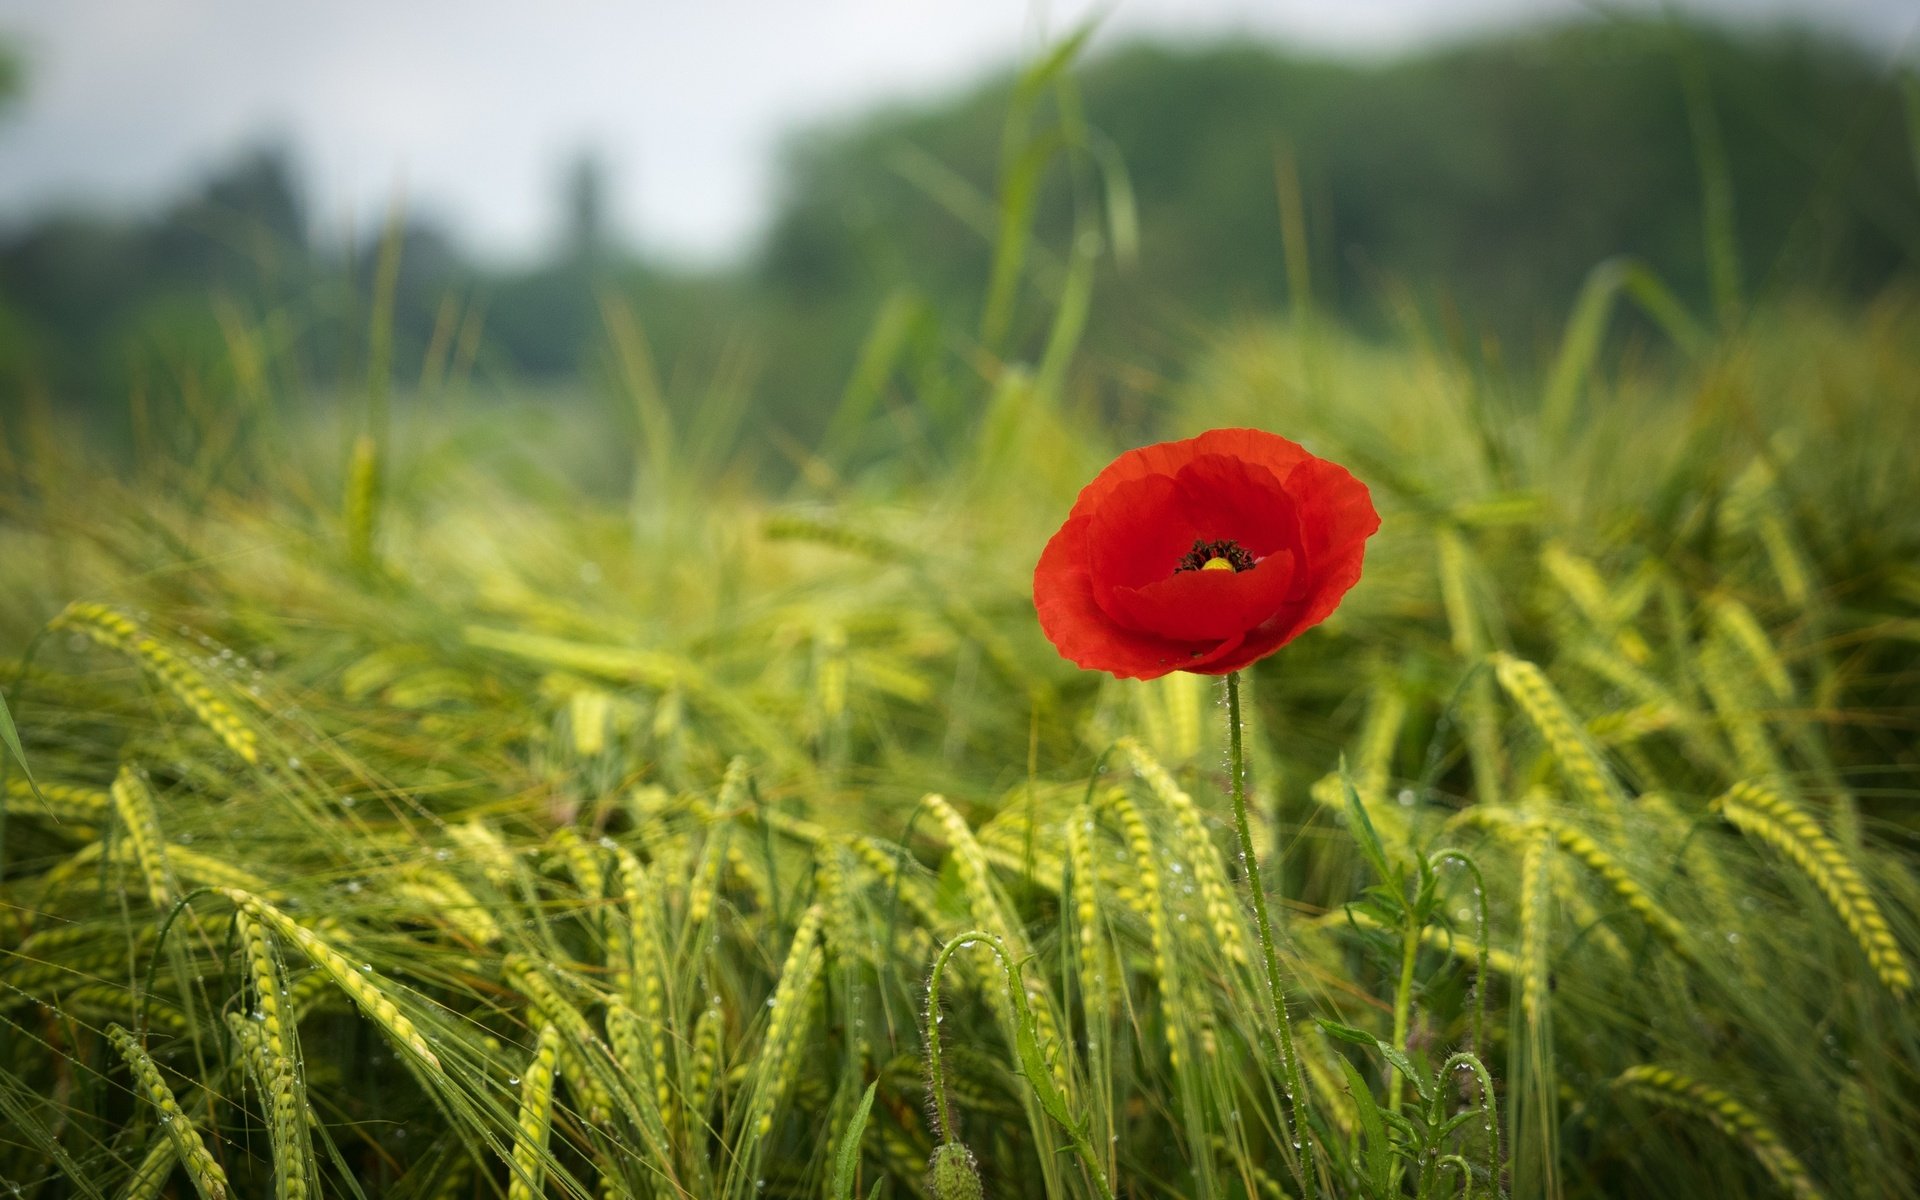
[1316,1018,1377,1048]
[1014,1005,1078,1134]
[1338,1053,1392,1198]
[0,686,34,790]
[1374,1042,1435,1106]
[1340,757,1396,888]
[830,1081,879,1200]
[1379,1109,1423,1142]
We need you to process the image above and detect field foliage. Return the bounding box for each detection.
[3,32,1920,1200]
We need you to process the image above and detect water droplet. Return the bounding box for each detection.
[508,1075,521,1085]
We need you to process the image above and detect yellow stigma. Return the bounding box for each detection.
[1201,556,1235,571]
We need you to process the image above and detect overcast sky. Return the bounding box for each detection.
[0,0,1913,264]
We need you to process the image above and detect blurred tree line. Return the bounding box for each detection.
[0,18,1915,450]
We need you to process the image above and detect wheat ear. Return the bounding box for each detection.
[1714,781,1912,999]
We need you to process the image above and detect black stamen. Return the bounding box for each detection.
[1176,538,1256,573]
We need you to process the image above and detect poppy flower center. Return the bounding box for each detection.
[1176,538,1256,574]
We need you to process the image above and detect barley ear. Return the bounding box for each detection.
[107,1024,230,1200]
[110,766,175,911]
[220,889,442,1069]
[233,907,315,1200]
[122,1136,178,1200]
[1493,652,1619,819]
[1714,781,1912,999]
[54,604,259,764]
[1615,1065,1825,1200]
[507,1024,562,1200]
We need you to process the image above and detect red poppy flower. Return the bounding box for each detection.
[1033,427,1380,680]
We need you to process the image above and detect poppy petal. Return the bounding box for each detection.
[1033,514,1220,680]
[1171,453,1301,560]
[1067,427,1313,521]
[1101,549,1298,642]
[1191,458,1379,673]
[1086,473,1204,593]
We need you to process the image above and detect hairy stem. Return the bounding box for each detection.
[1226,670,1318,1197]
[1391,913,1420,1117]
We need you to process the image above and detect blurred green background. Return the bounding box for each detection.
[0,15,1915,474]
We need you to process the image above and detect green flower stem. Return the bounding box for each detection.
[1440,1050,1501,1198]
[1390,914,1420,1118]
[1225,671,1318,1198]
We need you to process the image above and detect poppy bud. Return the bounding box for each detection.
[927,1141,985,1200]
